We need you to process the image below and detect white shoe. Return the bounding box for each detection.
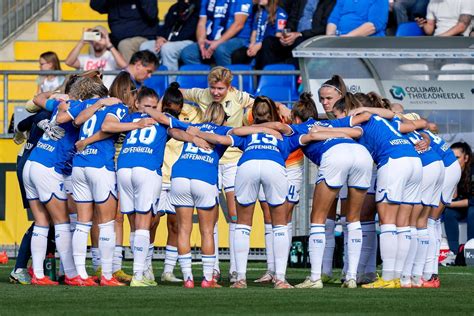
[341,279,357,289]
[161,272,182,282]
[229,271,238,283]
[440,251,456,266]
[295,277,323,289]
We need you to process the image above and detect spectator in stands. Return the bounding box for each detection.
[36,51,65,94]
[391,0,429,25]
[140,0,200,81]
[90,0,159,63]
[232,0,288,68]
[65,25,127,89]
[123,50,159,89]
[258,0,336,69]
[326,0,389,36]
[180,0,253,66]
[415,0,473,36]
[443,142,473,264]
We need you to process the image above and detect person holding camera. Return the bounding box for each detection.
[65,25,128,89]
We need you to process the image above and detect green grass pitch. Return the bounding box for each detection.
[1,260,473,315]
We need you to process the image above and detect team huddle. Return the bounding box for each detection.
[16,67,460,289]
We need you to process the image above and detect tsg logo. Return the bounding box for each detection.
[390,86,406,101]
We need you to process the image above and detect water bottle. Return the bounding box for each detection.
[44,253,57,281]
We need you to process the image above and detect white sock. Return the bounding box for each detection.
[229,222,237,274]
[129,231,135,254]
[264,224,275,273]
[365,226,378,274]
[322,219,335,277]
[273,225,289,281]
[358,221,375,276]
[434,219,442,275]
[413,228,429,278]
[178,253,193,281]
[98,220,116,280]
[234,224,251,280]
[402,227,418,279]
[147,244,154,269]
[91,247,100,272]
[423,218,437,279]
[380,224,397,281]
[72,222,92,279]
[342,217,348,275]
[202,254,216,281]
[31,225,49,278]
[132,229,150,281]
[346,221,362,280]
[394,226,411,279]
[309,224,326,282]
[54,223,77,278]
[113,246,123,273]
[287,222,293,252]
[69,213,78,232]
[163,245,178,274]
[213,223,220,273]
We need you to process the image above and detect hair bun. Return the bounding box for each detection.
[169,82,180,90]
[299,92,313,102]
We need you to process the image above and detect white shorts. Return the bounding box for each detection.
[64,175,73,195]
[441,161,462,205]
[23,160,67,203]
[318,143,373,189]
[420,160,445,207]
[339,164,377,200]
[156,182,175,216]
[117,167,162,214]
[72,166,117,203]
[218,162,237,193]
[258,165,303,204]
[235,160,287,206]
[170,178,218,209]
[376,156,423,204]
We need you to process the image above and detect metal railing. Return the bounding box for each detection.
[0,69,301,135]
[0,0,57,47]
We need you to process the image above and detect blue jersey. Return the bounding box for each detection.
[391,117,441,167]
[340,114,418,167]
[290,117,356,166]
[172,123,232,185]
[422,129,457,167]
[68,99,128,171]
[200,0,253,40]
[252,7,287,43]
[28,100,80,175]
[231,132,302,167]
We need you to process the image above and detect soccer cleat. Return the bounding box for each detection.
[9,268,31,285]
[0,251,8,264]
[100,276,126,287]
[183,278,195,288]
[113,269,132,283]
[400,275,412,288]
[229,271,238,283]
[80,277,99,287]
[274,279,294,289]
[411,276,424,288]
[130,277,157,287]
[394,278,401,288]
[144,265,155,282]
[254,271,275,283]
[321,273,342,284]
[357,272,377,285]
[341,279,357,289]
[201,278,222,288]
[65,275,87,286]
[361,276,397,289]
[31,275,59,286]
[422,275,440,288]
[161,272,182,283]
[295,277,323,289]
[212,269,221,283]
[230,279,247,289]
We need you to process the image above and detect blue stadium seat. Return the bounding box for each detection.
[226,64,254,93]
[144,65,169,97]
[396,22,424,36]
[254,64,299,103]
[176,64,211,89]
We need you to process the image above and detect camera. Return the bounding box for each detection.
[83,31,101,42]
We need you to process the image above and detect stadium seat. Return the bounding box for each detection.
[144,65,169,97]
[254,64,299,103]
[396,22,424,36]
[226,64,254,93]
[438,63,474,80]
[176,64,211,89]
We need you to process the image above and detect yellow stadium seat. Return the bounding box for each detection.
[38,22,109,41]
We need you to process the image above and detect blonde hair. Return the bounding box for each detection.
[208,66,233,87]
[202,102,227,125]
[69,77,108,100]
